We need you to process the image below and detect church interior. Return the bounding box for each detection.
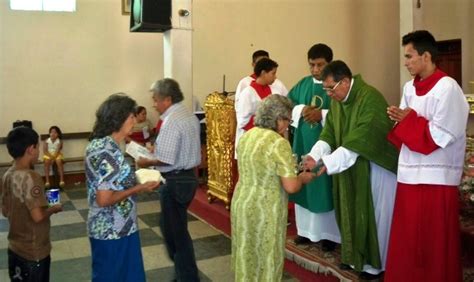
[1,0,474,281]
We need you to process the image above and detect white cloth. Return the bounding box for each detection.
[295,205,341,243]
[308,141,397,273]
[235,76,288,98]
[290,105,328,128]
[46,138,61,154]
[398,77,469,185]
[234,85,285,159]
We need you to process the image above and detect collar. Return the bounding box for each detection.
[341,78,354,103]
[160,102,181,123]
[313,77,323,84]
[413,68,447,96]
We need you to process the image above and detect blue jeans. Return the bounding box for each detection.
[8,249,50,282]
[160,169,199,282]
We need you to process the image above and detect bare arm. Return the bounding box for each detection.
[136,157,170,168]
[30,205,63,223]
[96,181,159,207]
[280,172,316,194]
[43,141,51,158]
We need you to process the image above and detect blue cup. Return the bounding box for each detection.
[46,189,60,206]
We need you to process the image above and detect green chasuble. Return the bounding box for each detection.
[319,75,398,271]
[288,76,333,213]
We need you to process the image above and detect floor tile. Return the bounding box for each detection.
[139,228,164,247]
[50,210,84,226]
[145,266,211,282]
[70,198,89,210]
[65,189,87,200]
[0,232,8,249]
[138,213,160,228]
[141,244,174,271]
[60,200,76,211]
[188,220,221,240]
[0,269,8,281]
[50,256,91,282]
[0,219,8,232]
[51,237,91,261]
[78,209,88,221]
[197,254,234,281]
[136,191,160,202]
[50,222,87,242]
[193,235,232,261]
[137,200,161,215]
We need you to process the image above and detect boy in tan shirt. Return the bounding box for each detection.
[1,126,62,281]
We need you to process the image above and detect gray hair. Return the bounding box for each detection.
[254,95,293,131]
[149,78,184,104]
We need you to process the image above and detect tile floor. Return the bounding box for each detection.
[0,185,297,281]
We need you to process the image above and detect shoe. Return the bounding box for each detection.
[339,263,351,271]
[45,182,50,188]
[293,236,311,245]
[59,181,65,188]
[321,240,336,252]
[359,271,383,280]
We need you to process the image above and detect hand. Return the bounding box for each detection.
[298,171,317,184]
[302,155,317,171]
[136,157,152,168]
[387,106,412,122]
[302,106,322,124]
[49,204,63,214]
[140,181,160,193]
[314,165,327,177]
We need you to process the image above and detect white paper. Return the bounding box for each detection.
[142,126,150,140]
[126,141,156,160]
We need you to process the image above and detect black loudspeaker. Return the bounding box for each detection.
[130,0,172,32]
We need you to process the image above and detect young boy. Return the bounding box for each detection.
[1,126,62,281]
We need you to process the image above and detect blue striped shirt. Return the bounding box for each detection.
[153,103,201,172]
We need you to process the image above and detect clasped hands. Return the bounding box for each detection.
[300,155,327,177]
[302,106,322,124]
[387,106,412,122]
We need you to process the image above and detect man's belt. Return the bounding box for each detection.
[161,168,194,177]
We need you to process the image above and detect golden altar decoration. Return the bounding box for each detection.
[204,92,237,209]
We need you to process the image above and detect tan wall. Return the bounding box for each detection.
[0,0,401,162]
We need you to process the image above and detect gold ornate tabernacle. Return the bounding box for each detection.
[204,92,237,210]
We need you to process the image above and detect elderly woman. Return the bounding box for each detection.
[85,93,159,282]
[231,95,316,281]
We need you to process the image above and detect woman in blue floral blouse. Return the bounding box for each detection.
[85,93,159,282]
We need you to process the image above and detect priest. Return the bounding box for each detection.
[303,60,398,279]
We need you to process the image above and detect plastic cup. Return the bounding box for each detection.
[46,189,61,206]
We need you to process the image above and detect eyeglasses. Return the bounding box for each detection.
[281,117,293,123]
[322,80,342,93]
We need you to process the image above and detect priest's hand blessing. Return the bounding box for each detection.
[387,106,413,122]
[302,106,322,124]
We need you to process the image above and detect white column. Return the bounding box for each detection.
[163,0,193,110]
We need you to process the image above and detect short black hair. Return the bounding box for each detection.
[307,43,333,62]
[321,60,352,82]
[252,50,269,63]
[7,126,39,159]
[49,126,63,139]
[254,57,278,77]
[90,93,137,140]
[402,30,438,62]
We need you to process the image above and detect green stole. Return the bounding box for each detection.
[319,75,398,270]
[288,76,333,213]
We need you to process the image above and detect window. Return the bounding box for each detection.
[10,0,76,12]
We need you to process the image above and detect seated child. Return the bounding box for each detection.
[43,126,65,188]
[126,106,154,146]
[1,126,62,281]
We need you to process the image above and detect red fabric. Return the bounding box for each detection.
[413,68,447,96]
[250,80,272,100]
[387,110,439,155]
[242,115,255,131]
[155,120,163,135]
[129,131,146,144]
[250,73,257,80]
[385,183,462,282]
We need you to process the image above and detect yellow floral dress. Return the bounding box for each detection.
[231,127,297,282]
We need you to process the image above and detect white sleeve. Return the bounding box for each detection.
[321,109,329,127]
[235,77,249,99]
[321,146,359,175]
[308,140,332,161]
[235,87,257,129]
[428,78,469,148]
[290,105,305,128]
[272,79,288,96]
